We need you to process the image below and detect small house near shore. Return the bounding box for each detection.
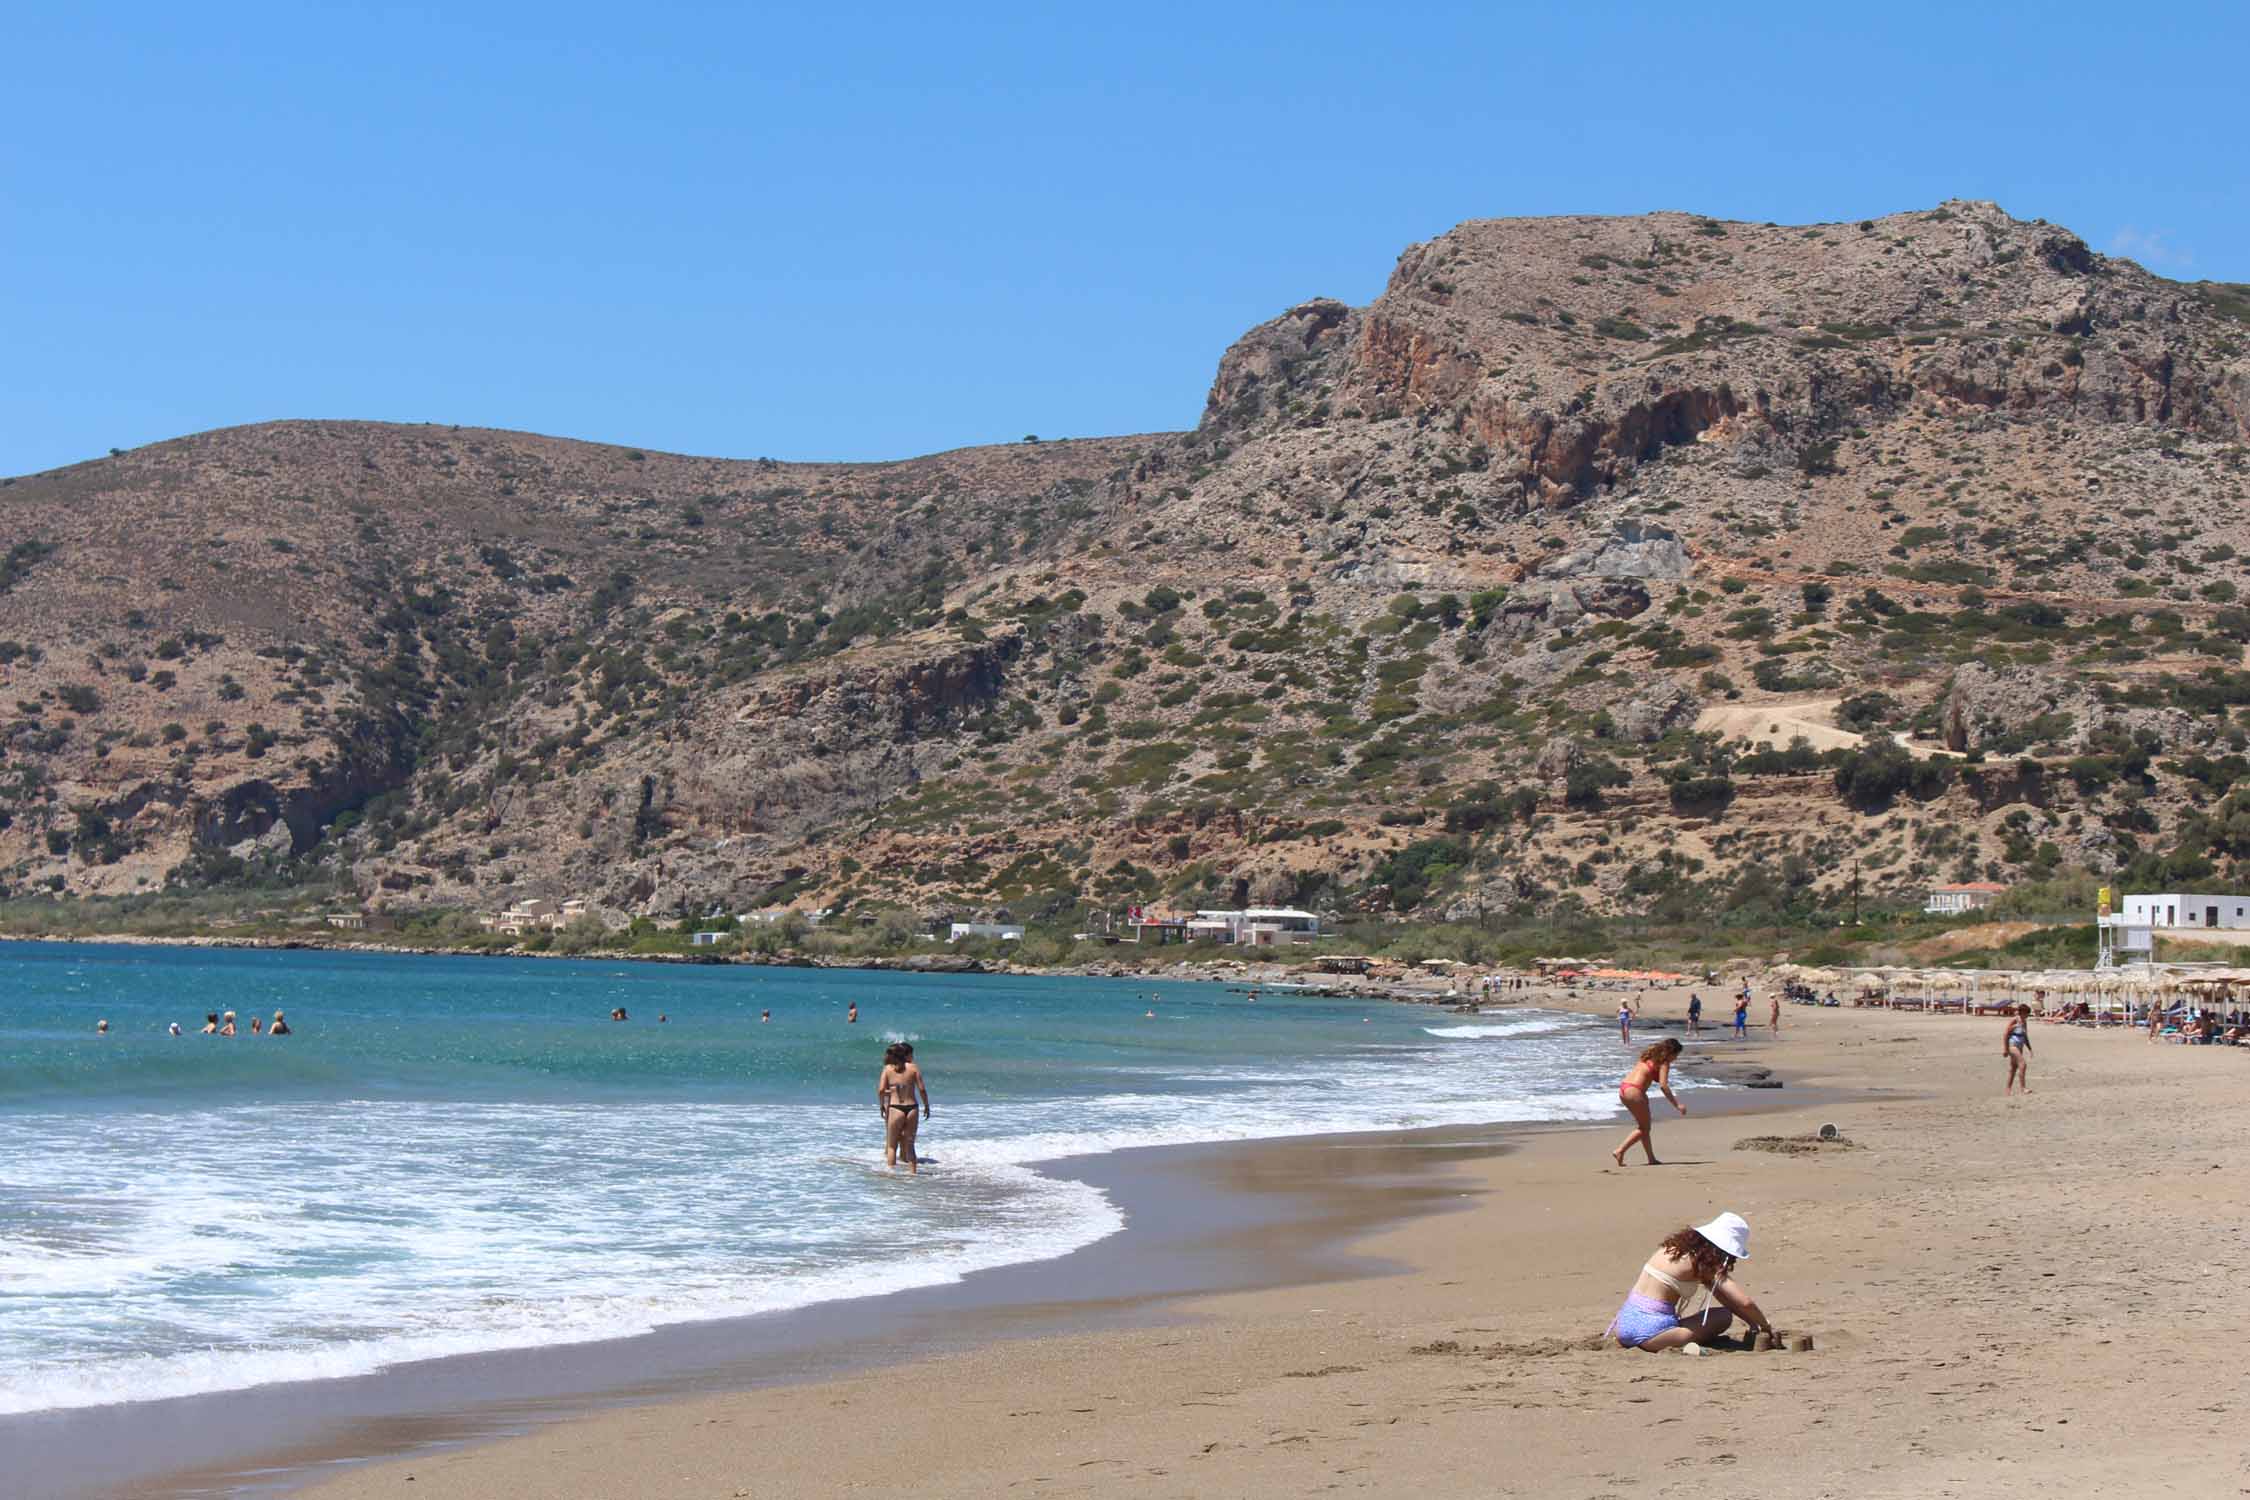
[1924,881,2008,915]
[948,921,1025,942]
[479,896,592,937]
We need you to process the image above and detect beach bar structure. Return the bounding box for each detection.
[1772,961,2250,1029]
[1122,913,1189,944]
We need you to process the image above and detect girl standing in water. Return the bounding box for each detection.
[1611,1038,1685,1167]
[877,1042,930,1172]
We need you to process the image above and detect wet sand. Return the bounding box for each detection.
[31,1112,1591,1499]
[264,988,2250,1499]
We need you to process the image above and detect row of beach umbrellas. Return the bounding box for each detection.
[1769,962,2250,1020]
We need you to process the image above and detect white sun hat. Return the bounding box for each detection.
[1694,1211,1751,1259]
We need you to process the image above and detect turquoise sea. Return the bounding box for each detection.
[0,944,1633,1415]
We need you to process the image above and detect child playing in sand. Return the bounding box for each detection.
[1609,1212,1775,1351]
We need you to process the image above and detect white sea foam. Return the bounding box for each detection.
[0,1158,1119,1416]
[1421,1019,1572,1039]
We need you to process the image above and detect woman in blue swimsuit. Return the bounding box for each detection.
[2003,1004,2033,1093]
[1610,1212,1775,1351]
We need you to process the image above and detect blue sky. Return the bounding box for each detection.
[4,2,2243,476]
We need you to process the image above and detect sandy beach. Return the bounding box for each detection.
[228,986,2246,1499]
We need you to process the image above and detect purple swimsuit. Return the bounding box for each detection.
[1612,1292,1680,1347]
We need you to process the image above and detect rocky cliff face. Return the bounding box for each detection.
[4,203,2248,920]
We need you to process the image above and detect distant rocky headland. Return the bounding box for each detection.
[1,202,2245,932]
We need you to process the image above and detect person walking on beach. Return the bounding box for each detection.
[1731,997,1748,1039]
[1617,1000,1633,1047]
[1607,1212,1775,1351]
[2003,1004,2033,1093]
[877,1041,929,1172]
[1687,994,1702,1036]
[1611,1038,1685,1167]
[1769,993,1780,1035]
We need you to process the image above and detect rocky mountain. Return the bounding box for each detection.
[4,201,2248,925]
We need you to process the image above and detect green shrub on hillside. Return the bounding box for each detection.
[1373,837,1470,911]
[1832,740,1950,809]
[1565,756,1631,810]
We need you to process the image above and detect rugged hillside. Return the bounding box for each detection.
[5,201,2249,925]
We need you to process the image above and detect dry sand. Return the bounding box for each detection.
[289,992,2249,1499]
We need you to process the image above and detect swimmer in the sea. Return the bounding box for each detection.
[847,1002,858,1025]
[220,1011,237,1037]
[269,1011,290,1036]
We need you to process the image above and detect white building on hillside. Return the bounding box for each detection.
[1189,908,1323,946]
[1925,881,2007,915]
[948,922,1024,942]
[2118,893,2250,930]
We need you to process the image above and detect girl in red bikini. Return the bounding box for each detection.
[1611,1037,1685,1167]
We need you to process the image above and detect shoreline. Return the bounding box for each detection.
[273,988,2250,1499]
[8,987,1787,1500]
[29,1102,1774,1500]
[0,927,1522,1008]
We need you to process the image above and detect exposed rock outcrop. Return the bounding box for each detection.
[1941,663,2217,755]
[1612,679,1700,743]
[1488,578,1651,641]
[1543,519,1691,582]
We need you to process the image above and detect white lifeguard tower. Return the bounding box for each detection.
[2095,885,2151,969]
